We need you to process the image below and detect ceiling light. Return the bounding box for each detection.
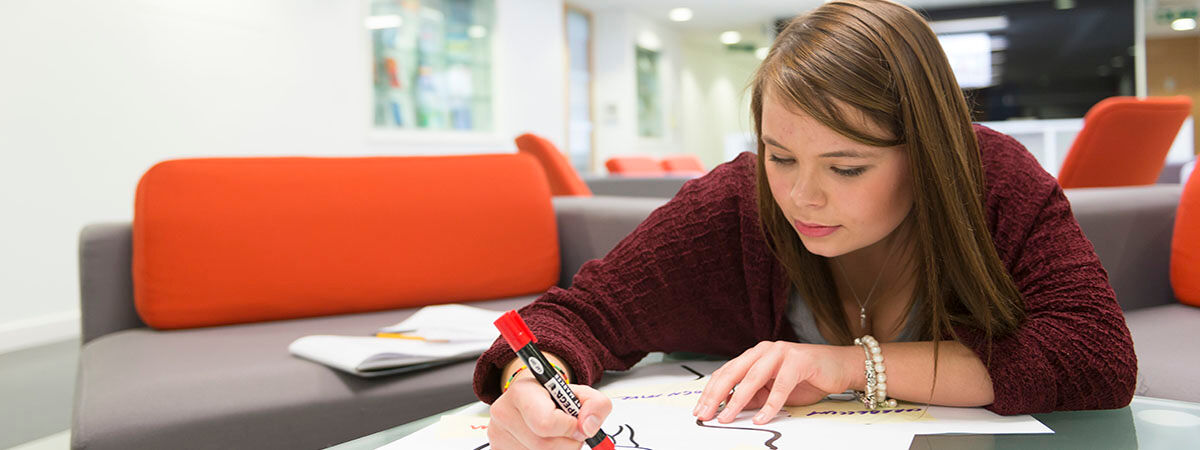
[755,47,769,60]
[638,31,662,51]
[1172,18,1197,31]
[365,15,403,30]
[928,16,1008,34]
[720,31,742,45]
[669,7,693,22]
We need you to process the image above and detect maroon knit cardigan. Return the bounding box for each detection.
[473,125,1137,415]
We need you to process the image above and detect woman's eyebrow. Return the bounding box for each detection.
[818,149,874,159]
[761,135,792,153]
[763,135,876,159]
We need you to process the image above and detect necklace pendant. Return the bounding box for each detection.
[859,307,867,329]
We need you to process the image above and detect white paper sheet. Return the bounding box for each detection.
[289,335,492,376]
[377,303,505,342]
[378,360,1052,449]
[289,304,505,377]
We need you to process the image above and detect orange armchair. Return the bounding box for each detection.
[605,156,665,176]
[515,133,592,196]
[661,154,705,175]
[1057,96,1192,189]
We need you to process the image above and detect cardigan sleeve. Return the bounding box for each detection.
[471,153,782,404]
[957,179,1138,415]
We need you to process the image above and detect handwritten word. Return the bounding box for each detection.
[805,408,922,417]
[615,390,703,401]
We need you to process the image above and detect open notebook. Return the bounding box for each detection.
[288,304,504,377]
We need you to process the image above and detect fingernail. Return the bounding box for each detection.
[700,404,714,418]
[692,404,699,416]
[583,415,600,435]
[718,409,731,422]
[571,431,586,441]
[754,412,767,423]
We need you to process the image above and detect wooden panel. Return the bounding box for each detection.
[1147,36,1200,155]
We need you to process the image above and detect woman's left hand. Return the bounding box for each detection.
[692,341,857,425]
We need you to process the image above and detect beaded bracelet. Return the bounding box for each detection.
[853,335,897,409]
[502,361,570,392]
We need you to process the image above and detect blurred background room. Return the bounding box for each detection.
[1,1,1197,448]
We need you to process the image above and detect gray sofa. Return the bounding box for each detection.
[1067,185,1200,403]
[582,175,694,198]
[73,185,1196,449]
[72,196,669,450]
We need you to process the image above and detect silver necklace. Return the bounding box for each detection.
[834,238,900,331]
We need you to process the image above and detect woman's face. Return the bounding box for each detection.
[761,92,913,258]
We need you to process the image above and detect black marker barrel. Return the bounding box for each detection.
[495,310,615,450]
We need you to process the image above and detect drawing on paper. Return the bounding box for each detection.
[379,360,1052,449]
[465,423,653,450]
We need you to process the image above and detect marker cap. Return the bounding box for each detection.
[592,436,615,450]
[494,310,537,351]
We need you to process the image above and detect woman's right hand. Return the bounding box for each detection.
[486,375,612,449]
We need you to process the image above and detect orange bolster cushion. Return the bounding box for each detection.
[133,154,559,329]
[1173,172,1200,307]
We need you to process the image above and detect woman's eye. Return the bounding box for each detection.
[768,154,795,165]
[831,166,866,177]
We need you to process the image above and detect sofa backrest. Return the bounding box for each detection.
[1066,185,1183,311]
[80,183,1182,341]
[77,197,670,343]
[132,155,559,329]
[552,196,669,287]
[582,175,693,198]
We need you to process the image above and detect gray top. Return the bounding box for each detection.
[787,287,921,344]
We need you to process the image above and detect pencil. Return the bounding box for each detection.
[374,332,450,343]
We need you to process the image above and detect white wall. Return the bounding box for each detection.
[587,7,764,173]
[0,0,564,353]
[590,9,687,170]
[679,33,761,170]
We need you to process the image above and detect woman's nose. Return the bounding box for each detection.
[790,173,825,207]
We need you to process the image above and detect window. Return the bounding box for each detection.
[636,46,663,138]
[368,0,495,131]
[566,7,594,172]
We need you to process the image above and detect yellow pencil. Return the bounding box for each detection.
[374,332,449,343]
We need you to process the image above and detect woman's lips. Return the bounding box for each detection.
[794,220,839,237]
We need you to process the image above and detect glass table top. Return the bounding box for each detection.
[331,354,1200,450]
[332,395,1199,449]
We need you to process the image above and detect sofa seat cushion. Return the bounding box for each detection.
[72,296,536,450]
[133,155,558,329]
[1124,303,1200,403]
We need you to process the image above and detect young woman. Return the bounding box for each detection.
[472,1,1137,448]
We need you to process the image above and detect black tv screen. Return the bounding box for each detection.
[918,0,1136,121]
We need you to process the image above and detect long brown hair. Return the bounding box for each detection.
[752,0,1024,357]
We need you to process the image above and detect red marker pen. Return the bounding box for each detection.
[494,310,615,450]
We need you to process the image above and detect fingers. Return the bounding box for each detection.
[489,379,590,449]
[573,384,613,438]
[754,357,803,425]
[508,381,579,439]
[716,348,783,423]
[742,387,770,411]
[693,342,769,421]
[485,418,516,449]
[516,407,582,443]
